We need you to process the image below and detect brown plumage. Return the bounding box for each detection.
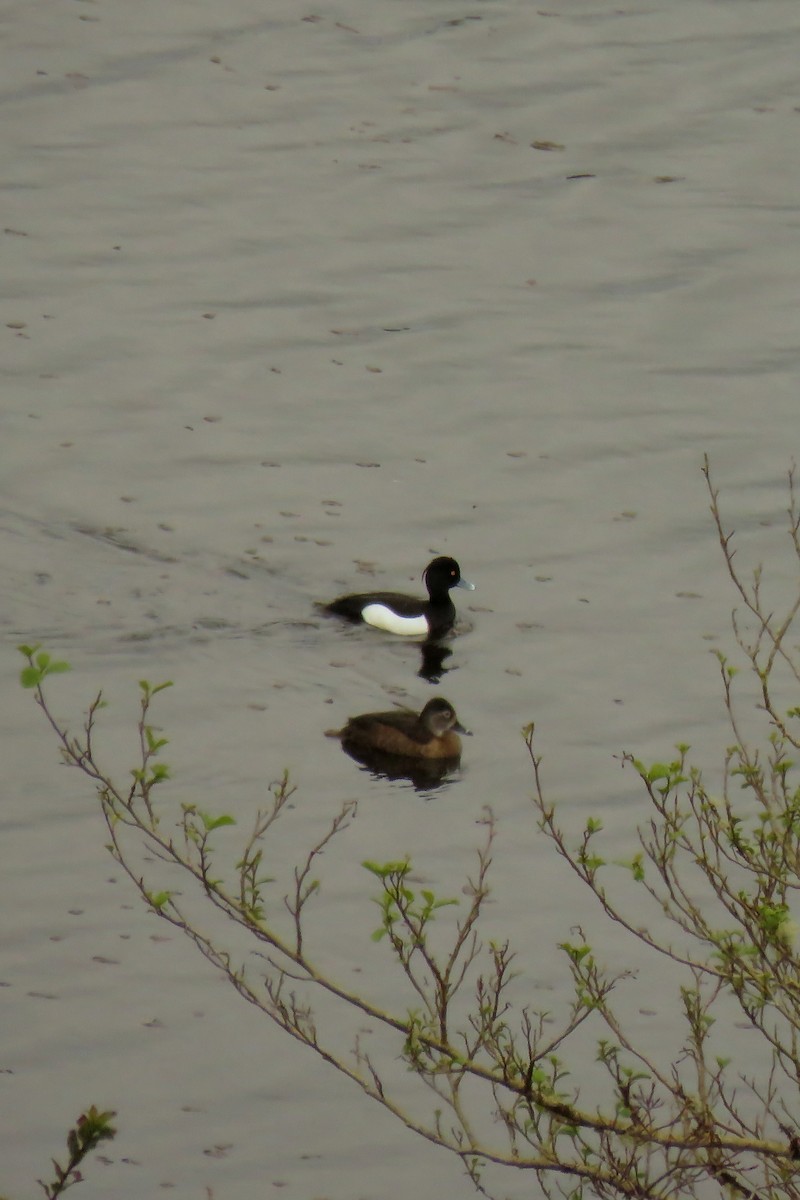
[327,697,465,760]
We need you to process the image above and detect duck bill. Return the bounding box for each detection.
[455,577,476,591]
[453,721,472,736]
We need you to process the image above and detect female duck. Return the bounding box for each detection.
[328,697,466,760]
[325,556,474,639]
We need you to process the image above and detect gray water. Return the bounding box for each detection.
[3,1,800,1196]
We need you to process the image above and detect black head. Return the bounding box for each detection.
[422,557,475,599]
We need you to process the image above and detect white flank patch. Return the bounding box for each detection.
[361,604,429,636]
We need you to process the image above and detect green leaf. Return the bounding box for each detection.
[560,941,592,963]
[578,853,605,871]
[144,726,168,753]
[18,645,71,687]
[20,666,41,688]
[645,763,671,783]
[199,812,236,832]
[363,859,410,879]
[758,902,790,939]
[624,853,645,882]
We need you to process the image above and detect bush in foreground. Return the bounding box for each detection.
[17,459,800,1200]
[1,1107,116,1200]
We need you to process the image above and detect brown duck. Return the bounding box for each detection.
[327,697,466,760]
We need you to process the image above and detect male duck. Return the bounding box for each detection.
[327,697,466,760]
[325,556,474,639]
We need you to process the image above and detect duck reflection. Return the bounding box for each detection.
[417,641,453,684]
[327,697,467,791]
